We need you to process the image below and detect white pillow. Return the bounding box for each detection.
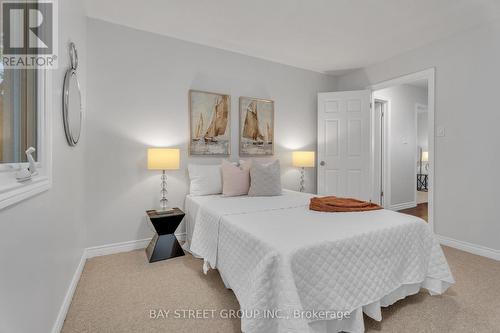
[222,160,251,197]
[248,159,282,196]
[188,164,222,196]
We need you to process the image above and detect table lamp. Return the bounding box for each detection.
[292,151,315,192]
[420,150,429,174]
[147,148,180,212]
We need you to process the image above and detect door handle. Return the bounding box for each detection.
[320,161,326,166]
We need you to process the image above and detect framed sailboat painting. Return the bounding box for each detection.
[239,97,274,156]
[189,90,231,156]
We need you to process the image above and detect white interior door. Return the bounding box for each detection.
[317,90,371,200]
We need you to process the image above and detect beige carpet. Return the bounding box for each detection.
[62,246,500,333]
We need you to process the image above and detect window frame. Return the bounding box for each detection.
[0,70,52,210]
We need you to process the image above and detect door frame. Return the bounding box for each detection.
[369,68,435,232]
[373,98,390,208]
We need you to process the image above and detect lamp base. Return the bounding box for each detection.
[299,167,305,192]
[159,171,171,212]
[157,207,175,213]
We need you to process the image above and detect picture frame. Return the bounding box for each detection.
[239,96,274,156]
[189,90,231,156]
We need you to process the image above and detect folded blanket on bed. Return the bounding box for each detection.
[310,196,382,212]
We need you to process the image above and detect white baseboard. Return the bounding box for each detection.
[51,250,86,333]
[52,232,187,332]
[390,201,417,211]
[85,233,186,258]
[85,238,152,258]
[437,235,500,261]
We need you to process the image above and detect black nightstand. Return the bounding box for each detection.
[417,174,428,192]
[145,208,185,263]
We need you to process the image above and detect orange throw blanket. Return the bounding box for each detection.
[310,196,382,212]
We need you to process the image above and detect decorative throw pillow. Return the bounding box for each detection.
[248,160,282,196]
[187,164,222,196]
[221,160,251,196]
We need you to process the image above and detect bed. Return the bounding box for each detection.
[184,190,454,333]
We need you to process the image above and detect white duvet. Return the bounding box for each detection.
[187,190,454,333]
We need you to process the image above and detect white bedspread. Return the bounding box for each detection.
[187,190,454,333]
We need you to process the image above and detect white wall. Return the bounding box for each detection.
[85,19,336,247]
[337,19,500,251]
[0,0,87,332]
[374,84,427,208]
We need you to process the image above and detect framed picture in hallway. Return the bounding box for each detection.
[189,90,231,156]
[239,97,274,156]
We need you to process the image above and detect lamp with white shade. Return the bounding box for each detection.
[420,150,429,174]
[292,151,315,192]
[147,148,180,212]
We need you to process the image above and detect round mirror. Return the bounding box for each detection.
[63,43,82,146]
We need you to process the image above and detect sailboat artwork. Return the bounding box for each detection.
[192,113,204,142]
[239,97,274,156]
[189,90,230,155]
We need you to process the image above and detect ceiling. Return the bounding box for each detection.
[85,0,500,74]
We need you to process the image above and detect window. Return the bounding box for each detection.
[0,60,51,210]
[0,67,39,163]
[0,0,53,209]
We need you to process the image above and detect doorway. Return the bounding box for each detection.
[371,69,435,229]
[373,99,388,206]
[415,103,429,204]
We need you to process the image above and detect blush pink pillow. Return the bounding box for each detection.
[222,160,251,196]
